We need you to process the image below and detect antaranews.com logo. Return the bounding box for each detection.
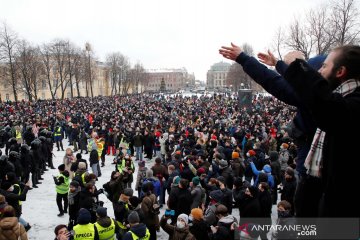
[239,223,317,238]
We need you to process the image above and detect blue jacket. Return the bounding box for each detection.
[250,162,274,188]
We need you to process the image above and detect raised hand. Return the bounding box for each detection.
[219,42,242,61]
[257,50,277,66]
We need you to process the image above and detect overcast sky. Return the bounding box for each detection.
[1,0,333,81]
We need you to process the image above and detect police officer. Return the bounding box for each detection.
[54,123,64,151]
[53,164,70,217]
[94,207,119,240]
[123,211,150,240]
[73,208,99,240]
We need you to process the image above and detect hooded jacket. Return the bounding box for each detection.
[123,223,148,240]
[0,217,28,240]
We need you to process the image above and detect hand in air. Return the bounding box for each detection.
[257,50,277,66]
[219,43,242,61]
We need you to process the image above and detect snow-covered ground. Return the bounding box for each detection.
[15,140,277,239]
[18,141,169,239]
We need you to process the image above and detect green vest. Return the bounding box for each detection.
[73,223,95,240]
[117,159,135,173]
[15,130,21,139]
[56,173,70,194]
[54,127,62,137]
[129,228,150,240]
[95,218,116,240]
[13,184,22,206]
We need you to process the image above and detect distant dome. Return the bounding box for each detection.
[210,61,231,71]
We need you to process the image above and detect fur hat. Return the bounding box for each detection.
[191,208,203,221]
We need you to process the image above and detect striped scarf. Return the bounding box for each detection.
[305,79,360,177]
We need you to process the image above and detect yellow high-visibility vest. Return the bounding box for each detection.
[94,218,116,240]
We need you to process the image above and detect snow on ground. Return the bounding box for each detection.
[21,141,174,239]
[19,140,277,239]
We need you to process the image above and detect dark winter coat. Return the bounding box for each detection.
[284,59,360,217]
[168,187,192,218]
[123,223,148,240]
[189,219,210,240]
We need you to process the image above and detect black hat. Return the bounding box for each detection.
[70,181,80,188]
[217,176,226,185]
[77,208,91,224]
[58,164,65,171]
[124,188,134,197]
[209,190,223,202]
[129,196,140,208]
[96,207,107,218]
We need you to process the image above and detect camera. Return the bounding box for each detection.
[165,209,175,217]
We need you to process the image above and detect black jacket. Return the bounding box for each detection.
[285,59,360,217]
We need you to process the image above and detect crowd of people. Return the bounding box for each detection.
[0,43,359,240]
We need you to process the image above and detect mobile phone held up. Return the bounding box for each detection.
[164,209,175,217]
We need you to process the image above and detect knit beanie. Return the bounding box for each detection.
[191,208,203,221]
[128,211,140,224]
[96,207,107,218]
[232,151,240,159]
[192,176,200,186]
[178,213,189,224]
[77,208,91,224]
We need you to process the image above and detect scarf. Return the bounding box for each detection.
[68,187,81,205]
[305,79,360,177]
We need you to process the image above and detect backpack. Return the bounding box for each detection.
[144,195,160,215]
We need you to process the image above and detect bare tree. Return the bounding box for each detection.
[39,43,61,99]
[106,52,126,95]
[85,42,94,97]
[286,18,313,59]
[131,62,146,94]
[307,6,335,55]
[64,43,81,98]
[73,49,85,97]
[331,0,360,45]
[0,23,19,102]
[120,60,131,95]
[270,26,285,60]
[15,40,41,101]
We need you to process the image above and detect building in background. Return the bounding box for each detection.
[206,61,231,90]
[145,68,195,92]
